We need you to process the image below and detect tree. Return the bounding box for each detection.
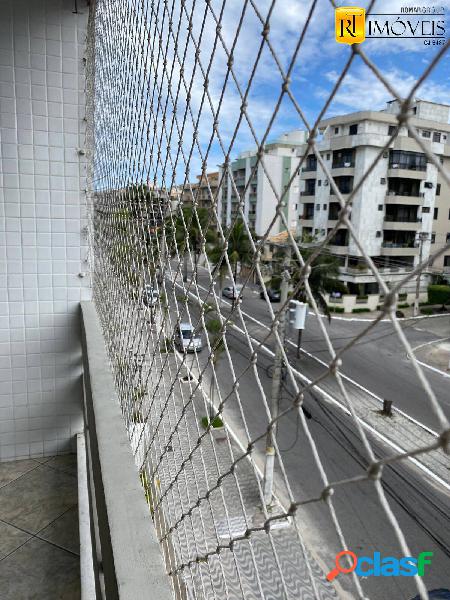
[208,220,253,294]
[166,206,217,282]
[428,284,450,310]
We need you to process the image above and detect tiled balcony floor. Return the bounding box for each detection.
[0,455,80,600]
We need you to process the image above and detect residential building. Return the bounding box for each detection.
[298,99,450,295]
[219,130,307,236]
[181,171,219,211]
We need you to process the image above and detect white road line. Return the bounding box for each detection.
[195,283,440,438]
[172,279,450,493]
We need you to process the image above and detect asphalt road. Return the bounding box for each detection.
[154,273,450,600]
[159,267,450,599]
[194,267,450,432]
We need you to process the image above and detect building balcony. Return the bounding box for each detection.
[300,190,316,197]
[387,167,426,180]
[383,219,420,230]
[381,245,419,256]
[327,244,349,255]
[385,193,423,205]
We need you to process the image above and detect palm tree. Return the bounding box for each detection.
[208,220,253,297]
[167,207,217,282]
[291,247,341,319]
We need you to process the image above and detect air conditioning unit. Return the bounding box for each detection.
[424,182,433,189]
[392,163,399,168]
[323,179,329,186]
[382,151,388,158]
[419,192,425,197]
[344,162,351,167]
[388,191,396,196]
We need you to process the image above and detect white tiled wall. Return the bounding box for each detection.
[0,0,90,460]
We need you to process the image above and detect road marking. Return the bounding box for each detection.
[194,283,440,438]
[171,278,450,492]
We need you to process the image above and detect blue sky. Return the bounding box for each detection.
[96,0,450,189]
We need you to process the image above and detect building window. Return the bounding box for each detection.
[448,208,450,220]
[380,178,386,184]
[349,124,358,135]
[436,183,441,196]
[376,231,381,238]
[434,207,439,219]
[389,149,427,171]
[388,125,398,136]
[446,233,450,244]
[412,107,417,114]
[323,204,327,210]
[334,127,339,134]
[378,205,383,211]
[422,207,430,213]
[433,132,441,143]
[431,233,436,243]
[422,130,431,138]
[326,153,330,160]
[444,256,450,267]
[316,204,320,210]
[318,180,321,186]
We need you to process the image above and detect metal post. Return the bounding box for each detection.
[297,328,303,359]
[413,232,428,317]
[263,245,291,507]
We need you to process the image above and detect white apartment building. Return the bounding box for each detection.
[298,99,450,296]
[218,130,307,236]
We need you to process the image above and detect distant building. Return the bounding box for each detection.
[180,172,219,211]
[298,98,450,294]
[218,130,307,236]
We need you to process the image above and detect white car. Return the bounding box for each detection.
[174,323,203,353]
[222,284,243,300]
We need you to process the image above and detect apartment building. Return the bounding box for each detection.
[181,171,219,211]
[218,130,307,236]
[298,99,450,295]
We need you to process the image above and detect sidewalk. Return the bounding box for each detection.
[125,306,338,600]
[414,339,450,374]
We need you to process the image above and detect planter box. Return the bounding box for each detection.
[211,426,227,441]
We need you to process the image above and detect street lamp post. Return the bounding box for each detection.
[413,232,429,317]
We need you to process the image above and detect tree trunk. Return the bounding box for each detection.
[183,252,188,282]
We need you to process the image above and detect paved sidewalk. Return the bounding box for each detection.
[124,305,338,600]
[414,339,450,374]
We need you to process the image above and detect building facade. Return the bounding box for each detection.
[219,130,306,236]
[298,99,450,295]
[181,171,219,212]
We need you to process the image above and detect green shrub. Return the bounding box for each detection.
[201,415,224,429]
[398,303,409,308]
[324,280,349,295]
[329,306,345,313]
[419,301,432,306]
[356,294,368,300]
[420,307,434,315]
[352,307,371,313]
[427,284,450,307]
[398,293,407,300]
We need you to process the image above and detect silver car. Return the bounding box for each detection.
[175,323,203,353]
[222,284,243,300]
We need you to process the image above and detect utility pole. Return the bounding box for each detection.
[263,245,291,507]
[413,232,429,317]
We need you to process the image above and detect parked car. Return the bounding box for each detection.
[260,288,281,302]
[143,284,159,307]
[222,284,243,300]
[174,323,203,353]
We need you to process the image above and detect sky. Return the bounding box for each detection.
[95,0,450,189]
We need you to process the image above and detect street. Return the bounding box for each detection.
[156,265,450,599]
